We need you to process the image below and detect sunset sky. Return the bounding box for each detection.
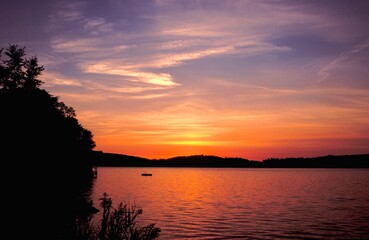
[1,0,369,160]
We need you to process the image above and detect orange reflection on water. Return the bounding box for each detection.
[91,167,369,239]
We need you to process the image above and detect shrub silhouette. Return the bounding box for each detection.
[76,193,161,240]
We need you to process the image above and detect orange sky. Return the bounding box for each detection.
[88,91,369,160]
[2,0,369,160]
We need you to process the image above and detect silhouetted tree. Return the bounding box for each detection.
[1,44,95,165]
[0,45,44,90]
[0,44,96,239]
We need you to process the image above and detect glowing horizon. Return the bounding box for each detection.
[2,0,369,160]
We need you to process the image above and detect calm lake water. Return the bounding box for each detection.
[91,168,369,239]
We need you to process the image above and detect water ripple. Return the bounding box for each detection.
[92,168,369,239]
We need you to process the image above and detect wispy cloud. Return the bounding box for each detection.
[129,93,170,99]
[42,72,83,87]
[47,0,301,89]
[83,17,114,34]
[49,1,86,24]
[80,61,178,86]
[26,0,369,159]
[318,38,369,82]
[51,38,102,53]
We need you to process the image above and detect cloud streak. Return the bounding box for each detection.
[318,38,369,82]
[81,61,178,86]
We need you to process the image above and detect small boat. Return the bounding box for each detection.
[92,166,98,178]
[141,171,152,176]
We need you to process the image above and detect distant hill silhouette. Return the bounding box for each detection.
[92,151,369,168]
[262,154,369,168]
[91,152,261,167]
[91,151,151,166]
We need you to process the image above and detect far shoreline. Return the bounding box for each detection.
[91,152,369,168]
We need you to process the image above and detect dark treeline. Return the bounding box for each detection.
[92,151,369,168]
[92,152,261,167]
[262,154,369,168]
[1,45,96,239]
[1,44,161,240]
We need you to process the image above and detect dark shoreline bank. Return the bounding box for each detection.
[91,152,369,168]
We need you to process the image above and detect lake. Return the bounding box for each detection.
[91,168,369,239]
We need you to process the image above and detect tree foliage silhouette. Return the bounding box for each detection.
[0,44,97,239]
[1,44,95,164]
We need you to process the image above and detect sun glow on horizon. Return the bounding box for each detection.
[3,0,368,160]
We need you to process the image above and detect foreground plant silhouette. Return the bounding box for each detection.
[76,193,161,240]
